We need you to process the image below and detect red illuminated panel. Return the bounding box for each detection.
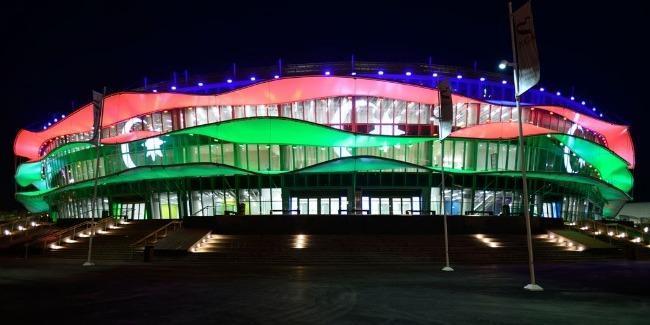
[100,130,161,144]
[450,122,553,139]
[14,76,634,167]
[537,106,634,167]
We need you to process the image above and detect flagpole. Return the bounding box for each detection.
[508,1,542,291]
[83,87,106,267]
[436,80,454,272]
[441,139,453,272]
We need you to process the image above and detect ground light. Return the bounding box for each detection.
[293,234,308,249]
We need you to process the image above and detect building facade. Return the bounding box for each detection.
[14,62,635,221]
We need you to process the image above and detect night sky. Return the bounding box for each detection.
[2,0,648,210]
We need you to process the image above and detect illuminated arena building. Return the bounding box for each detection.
[13,62,634,221]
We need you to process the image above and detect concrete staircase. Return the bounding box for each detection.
[178,233,625,265]
[44,220,171,262]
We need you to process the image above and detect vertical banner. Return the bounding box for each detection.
[437,80,453,140]
[90,90,104,143]
[513,1,540,95]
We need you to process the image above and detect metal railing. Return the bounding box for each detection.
[129,221,182,257]
[270,209,300,215]
[338,209,370,215]
[572,219,650,246]
[406,210,436,215]
[45,217,116,249]
[1,215,45,239]
[191,205,214,216]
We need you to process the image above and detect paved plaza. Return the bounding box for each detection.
[1,258,648,324]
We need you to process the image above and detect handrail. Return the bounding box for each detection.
[130,221,182,250]
[573,219,650,246]
[338,209,370,215]
[270,209,300,215]
[1,215,43,237]
[192,205,214,216]
[45,216,116,249]
[406,210,436,215]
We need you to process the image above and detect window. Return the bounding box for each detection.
[316,99,328,124]
[304,100,316,122]
[162,111,173,131]
[479,104,490,124]
[185,108,196,127]
[208,106,219,123]
[195,106,208,125]
[221,106,233,120]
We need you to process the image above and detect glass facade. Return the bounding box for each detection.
[41,134,600,190]
[18,86,625,221]
[38,96,607,157]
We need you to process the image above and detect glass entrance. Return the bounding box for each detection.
[361,190,422,215]
[114,202,146,220]
[291,197,349,215]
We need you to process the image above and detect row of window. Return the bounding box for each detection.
[39,96,607,157]
[54,188,594,221]
[43,134,600,189]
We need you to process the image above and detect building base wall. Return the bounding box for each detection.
[180,215,563,234]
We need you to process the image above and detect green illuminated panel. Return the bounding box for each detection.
[16,162,628,216]
[15,189,50,213]
[65,163,252,190]
[15,163,251,213]
[428,169,629,217]
[15,117,633,216]
[487,171,630,202]
[15,161,42,187]
[551,134,633,193]
[296,156,430,173]
[47,142,95,158]
[176,117,433,148]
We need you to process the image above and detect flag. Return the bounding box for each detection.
[513,1,540,95]
[437,80,453,140]
[90,90,104,143]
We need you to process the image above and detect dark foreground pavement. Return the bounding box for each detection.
[1,258,648,324]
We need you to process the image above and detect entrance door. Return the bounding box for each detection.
[291,196,349,215]
[114,202,146,220]
[361,191,422,215]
